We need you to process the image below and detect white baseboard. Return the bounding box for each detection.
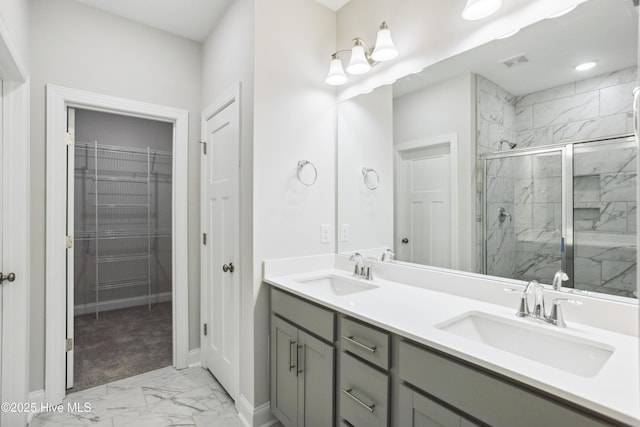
[188,348,201,367]
[26,389,45,424]
[74,292,172,316]
[237,394,278,427]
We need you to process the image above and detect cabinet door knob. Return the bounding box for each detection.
[0,272,16,284]
[222,263,234,273]
[401,238,409,244]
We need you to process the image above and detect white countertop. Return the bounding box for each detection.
[263,256,640,426]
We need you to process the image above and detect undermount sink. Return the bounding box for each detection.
[436,312,614,377]
[297,274,379,296]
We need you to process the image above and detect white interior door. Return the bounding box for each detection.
[396,145,451,268]
[202,96,240,401]
[66,107,75,389]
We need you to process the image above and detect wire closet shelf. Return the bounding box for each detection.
[74,141,172,319]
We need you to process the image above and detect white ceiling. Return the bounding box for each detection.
[394,0,638,97]
[73,0,351,42]
[313,0,351,11]
[73,0,234,42]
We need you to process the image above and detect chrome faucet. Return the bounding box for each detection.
[381,248,395,262]
[552,270,569,290]
[349,252,373,280]
[514,280,581,327]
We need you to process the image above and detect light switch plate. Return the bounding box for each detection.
[321,224,330,243]
[340,224,349,242]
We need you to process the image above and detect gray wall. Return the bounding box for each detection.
[29,0,202,391]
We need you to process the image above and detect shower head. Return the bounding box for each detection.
[500,139,517,150]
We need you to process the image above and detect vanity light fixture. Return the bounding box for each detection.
[575,61,597,71]
[546,4,578,19]
[461,0,502,21]
[325,21,398,86]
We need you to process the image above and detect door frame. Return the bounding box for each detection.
[45,85,189,404]
[0,16,30,427]
[394,133,459,269]
[200,82,241,401]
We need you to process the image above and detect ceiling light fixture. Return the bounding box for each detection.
[546,5,578,19]
[325,21,398,86]
[461,0,502,21]
[575,61,597,71]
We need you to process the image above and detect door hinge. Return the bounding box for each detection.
[203,233,207,245]
[199,140,207,155]
[66,132,74,146]
[203,323,208,336]
[65,235,74,249]
[65,338,73,352]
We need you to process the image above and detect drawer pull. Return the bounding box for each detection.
[341,388,375,413]
[343,335,377,353]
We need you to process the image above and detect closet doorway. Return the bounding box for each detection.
[69,108,174,391]
[45,85,190,405]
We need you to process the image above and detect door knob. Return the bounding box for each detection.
[0,272,16,284]
[401,238,409,244]
[222,263,234,273]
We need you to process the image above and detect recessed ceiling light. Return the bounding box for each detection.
[546,5,578,19]
[575,62,597,71]
[496,29,520,39]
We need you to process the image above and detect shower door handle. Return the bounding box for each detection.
[222,263,234,273]
[634,87,640,140]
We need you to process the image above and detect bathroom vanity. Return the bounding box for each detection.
[264,255,640,427]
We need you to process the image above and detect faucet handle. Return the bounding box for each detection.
[547,298,583,327]
[381,249,395,262]
[504,288,528,317]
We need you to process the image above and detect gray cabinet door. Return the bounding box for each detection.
[271,316,299,427]
[298,329,335,427]
[399,384,471,427]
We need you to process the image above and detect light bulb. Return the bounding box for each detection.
[461,0,502,21]
[346,39,371,75]
[575,62,597,71]
[325,56,347,85]
[371,22,398,62]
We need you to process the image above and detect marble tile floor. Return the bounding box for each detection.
[29,366,255,427]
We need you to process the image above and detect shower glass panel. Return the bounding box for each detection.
[483,136,637,299]
[573,139,637,298]
[484,150,563,283]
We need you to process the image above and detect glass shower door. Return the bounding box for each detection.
[573,138,637,298]
[484,149,564,283]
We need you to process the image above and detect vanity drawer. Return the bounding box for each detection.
[340,352,389,427]
[340,317,390,370]
[398,340,610,427]
[271,287,335,342]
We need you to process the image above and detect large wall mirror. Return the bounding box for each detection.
[337,0,639,300]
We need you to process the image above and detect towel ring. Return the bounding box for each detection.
[297,160,318,186]
[362,167,379,190]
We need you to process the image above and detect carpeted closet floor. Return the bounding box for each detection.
[70,301,172,393]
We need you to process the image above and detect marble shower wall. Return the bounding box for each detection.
[573,145,637,297]
[514,67,637,147]
[477,76,517,275]
[477,68,637,298]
